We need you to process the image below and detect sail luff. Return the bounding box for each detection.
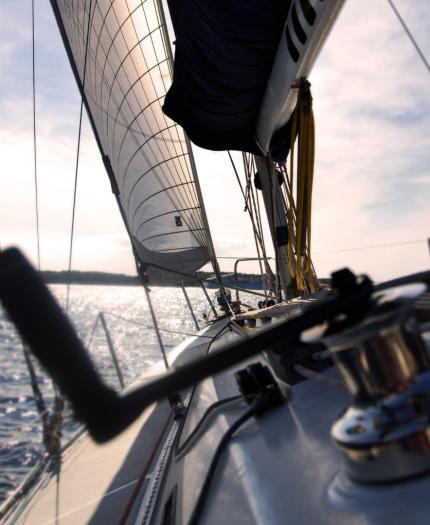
[50,0,212,284]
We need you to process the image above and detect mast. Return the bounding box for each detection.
[256,0,345,154]
[253,0,345,299]
[254,156,295,300]
[155,0,224,286]
[154,0,345,296]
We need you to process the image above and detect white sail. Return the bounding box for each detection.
[51,0,211,283]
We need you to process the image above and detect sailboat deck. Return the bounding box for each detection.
[7,319,230,525]
[11,401,169,525]
[6,315,430,525]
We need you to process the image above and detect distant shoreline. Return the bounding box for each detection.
[41,270,330,289]
[42,270,140,286]
[41,270,268,289]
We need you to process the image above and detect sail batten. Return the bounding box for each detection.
[51,0,211,283]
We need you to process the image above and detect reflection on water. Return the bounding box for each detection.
[0,284,258,502]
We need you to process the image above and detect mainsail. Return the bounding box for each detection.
[163,0,292,154]
[163,0,344,156]
[50,0,212,284]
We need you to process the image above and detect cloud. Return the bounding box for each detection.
[1,0,429,282]
[308,0,430,280]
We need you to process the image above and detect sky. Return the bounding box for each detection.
[0,0,429,283]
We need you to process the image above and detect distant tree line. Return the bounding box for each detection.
[41,270,140,286]
[41,270,331,289]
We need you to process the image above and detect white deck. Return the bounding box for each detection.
[5,320,228,525]
[12,401,170,525]
[7,316,430,525]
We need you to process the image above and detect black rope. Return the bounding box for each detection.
[187,398,262,525]
[65,0,94,312]
[175,396,242,458]
[32,0,41,270]
[266,159,282,302]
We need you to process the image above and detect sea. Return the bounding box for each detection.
[0,284,260,504]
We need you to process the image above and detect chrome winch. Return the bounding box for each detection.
[325,280,430,483]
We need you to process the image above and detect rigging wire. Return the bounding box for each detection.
[243,177,267,296]
[31,0,41,271]
[314,239,426,255]
[254,174,269,258]
[26,0,47,432]
[103,311,215,339]
[227,150,246,201]
[23,0,64,462]
[228,151,274,300]
[65,0,94,312]
[245,155,275,299]
[140,260,267,298]
[387,0,430,76]
[218,238,426,258]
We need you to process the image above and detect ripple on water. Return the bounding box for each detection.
[0,284,259,503]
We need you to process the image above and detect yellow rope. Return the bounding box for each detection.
[287,82,319,294]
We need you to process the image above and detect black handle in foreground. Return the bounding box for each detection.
[1,248,429,442]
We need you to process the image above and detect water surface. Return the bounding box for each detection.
[0,283,258,503]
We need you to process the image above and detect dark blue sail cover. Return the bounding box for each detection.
[163,0,291,154]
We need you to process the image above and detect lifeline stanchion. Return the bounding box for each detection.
[198,277,218,319]
[99,312,125,389]
[141,274,169,370]
[181,281,200,331]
